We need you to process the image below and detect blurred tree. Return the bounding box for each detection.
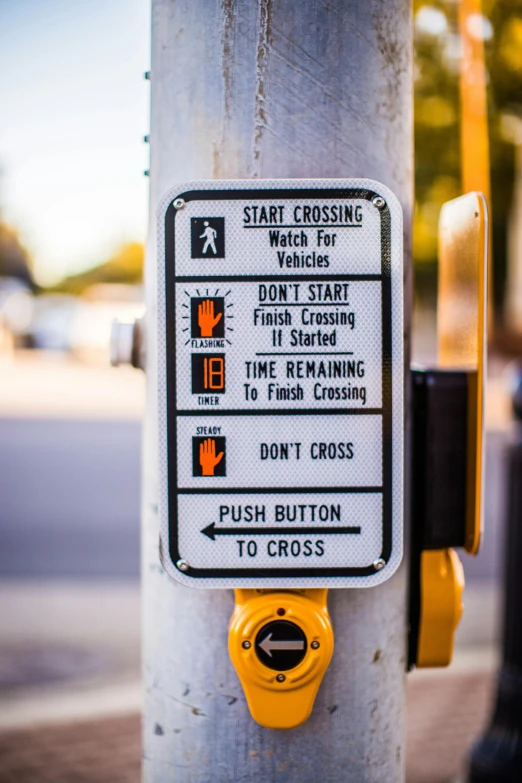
[0,222,34,286]
[52,242,144,295]
[413,0,522,315]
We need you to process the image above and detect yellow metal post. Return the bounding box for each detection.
[459,0,493,327]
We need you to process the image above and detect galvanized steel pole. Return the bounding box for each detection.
[143,2,412,780]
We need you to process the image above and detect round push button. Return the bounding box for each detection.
[254,620,307,671]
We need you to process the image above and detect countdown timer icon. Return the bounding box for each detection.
[191,354,226,394]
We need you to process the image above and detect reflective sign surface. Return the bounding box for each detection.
[158,180,404,588]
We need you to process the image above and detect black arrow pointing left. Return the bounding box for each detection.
[201,522,361,540]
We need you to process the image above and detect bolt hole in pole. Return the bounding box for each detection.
[277,608,286,616]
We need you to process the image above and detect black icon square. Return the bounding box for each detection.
[192,436,226,477]
[191,217,225,259]
[191,354,226,394]
[190,297,225,338]
[255,620,307,671]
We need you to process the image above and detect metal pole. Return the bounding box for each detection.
[143,2,412,780]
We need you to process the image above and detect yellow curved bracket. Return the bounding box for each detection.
[417,549,465,668]
[229,588,333,729]
[438,192,488,554]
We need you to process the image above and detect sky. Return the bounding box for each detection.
[0,0,150,285]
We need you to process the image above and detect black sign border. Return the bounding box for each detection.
[164,187,394,580]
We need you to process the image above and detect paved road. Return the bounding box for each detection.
[0,418,141,578]
[0,417,509,581]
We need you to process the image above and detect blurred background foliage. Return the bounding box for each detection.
[0,213,143,296]
[48,242,144,296]
[0,222,34,288]
[1,1,522,322]
[413,0,522,317]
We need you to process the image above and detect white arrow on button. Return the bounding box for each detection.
[259,633,305,657]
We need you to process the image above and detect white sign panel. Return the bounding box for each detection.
[158,179,403,588]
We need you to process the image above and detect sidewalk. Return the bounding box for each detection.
[0,668,495,783]
[0,350,144,420]
[0,580,499,782]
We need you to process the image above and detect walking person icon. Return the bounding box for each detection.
[200,221,217,255]
[191,217,225,258]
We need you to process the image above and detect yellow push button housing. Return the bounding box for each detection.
[410,192,488,669]
[417,549,465,667]
[229,588,333,729]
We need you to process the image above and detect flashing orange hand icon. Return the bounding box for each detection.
[198,299,222,337]
[199,438,224,476]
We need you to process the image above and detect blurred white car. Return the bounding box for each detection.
[0,278,34,336]
[30,294,78,350]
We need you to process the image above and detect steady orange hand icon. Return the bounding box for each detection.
[198,299,222,337]
[199,438,224,476]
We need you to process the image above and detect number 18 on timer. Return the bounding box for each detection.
[191,354,226,394]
